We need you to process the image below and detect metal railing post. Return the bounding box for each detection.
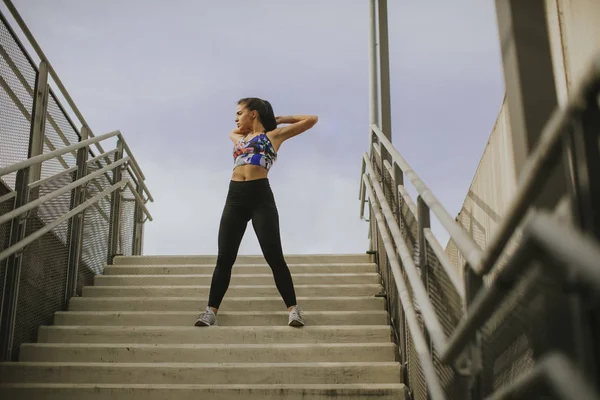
[28,60,49,192]
[107,140,124,265]
[64,126,89,302]
[463,263,484,399]
[0,168,30,361]
[377,0,392,169]
[132,182,145,256]
[0,59,51,361]
[417,196,432,398]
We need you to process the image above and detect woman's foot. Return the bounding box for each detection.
[194,307,217,326]
[288,305,305,327]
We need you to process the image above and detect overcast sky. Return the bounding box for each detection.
[5,0,504,256]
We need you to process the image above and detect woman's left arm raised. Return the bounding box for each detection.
[269,115,318,145]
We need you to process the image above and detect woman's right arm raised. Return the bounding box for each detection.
[229,128,245,143]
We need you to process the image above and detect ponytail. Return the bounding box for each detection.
[238,97,277,132]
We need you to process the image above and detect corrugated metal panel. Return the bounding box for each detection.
[557,0,600,92]
[444,99,517,278]
[444,0,600,274]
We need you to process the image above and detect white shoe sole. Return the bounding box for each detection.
[288,319,305,327]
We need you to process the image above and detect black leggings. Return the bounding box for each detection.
[208,178,297,309]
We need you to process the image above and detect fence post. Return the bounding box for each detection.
[0,169,30,362]
[107,140,124,265]
[28,61,49,193]
[417,196,432,398]
[463,265,484,399]
[0,60,50,361]
[132,183,145,256]
[64,125,89,302]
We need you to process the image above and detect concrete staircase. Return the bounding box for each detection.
[0,254,407,399]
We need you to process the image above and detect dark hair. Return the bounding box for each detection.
[238,97,277,132]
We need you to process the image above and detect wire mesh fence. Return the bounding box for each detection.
[0,12,36,190]
[0,8,149,362]
[364,117,600,399]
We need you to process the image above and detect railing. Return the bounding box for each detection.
[359,56,600,399]
[0,1,153,362]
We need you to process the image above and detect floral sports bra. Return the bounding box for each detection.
[232,133,277,171]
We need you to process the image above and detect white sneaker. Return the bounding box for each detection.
[194,307,217,326]
[288,305,305,327]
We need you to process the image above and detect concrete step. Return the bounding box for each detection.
[113,253,372,265]
[103,263,377,275]
[93,273,380,286]
[0,361,401,385]
[37,326,394,344]
[68,296,386,312]
[82,284,384,298]
[53,311,390,327]
[0,383,406,400]
[19,343,397,363]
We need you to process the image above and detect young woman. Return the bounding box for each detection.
[195,97,318,327]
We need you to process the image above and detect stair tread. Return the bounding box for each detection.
[0,383,404,389]
[21,342,394,349]
[55,310,387,315]
[1,361,399,367]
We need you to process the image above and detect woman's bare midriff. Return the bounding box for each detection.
[231,165,269,181]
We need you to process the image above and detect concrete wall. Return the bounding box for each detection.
[444,0,600,274]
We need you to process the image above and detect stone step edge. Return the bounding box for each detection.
[55,310,388,316]
[20,342,396,349]
[0,383,404,390]
[95,273,380,278]
[39,325,392,332]
[0,361,399,368]
[70,296,383,301]
[105,263,377,268]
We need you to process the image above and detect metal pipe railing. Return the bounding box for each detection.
[439,211,600,363]
[474,56,600,276]
[125,180,153,221]
[484,352,600,400]
[28,166,77,190]
[0,180,127,262]
[370,123,483,270]
[363,154,449,353]
[0,130,120,178]
[363,175,447,400]
[87,148,119,165]
[0,191,17,205]
[0,157,129,226]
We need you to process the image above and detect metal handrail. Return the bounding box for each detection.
[0,157,129,226]
[484,352,600,400]
[473,55,600,276]
[363,154,450,353]
[0,129,154,203]
[0,179,127,262]
[363,175,447,400]
[370,123,483,269]
[439,211,600,364]
[124,179,153,221]
[0,191,16,205]
[28,166,77,190]
[0,131,120,178]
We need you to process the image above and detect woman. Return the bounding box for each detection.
[195,97,318,327]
